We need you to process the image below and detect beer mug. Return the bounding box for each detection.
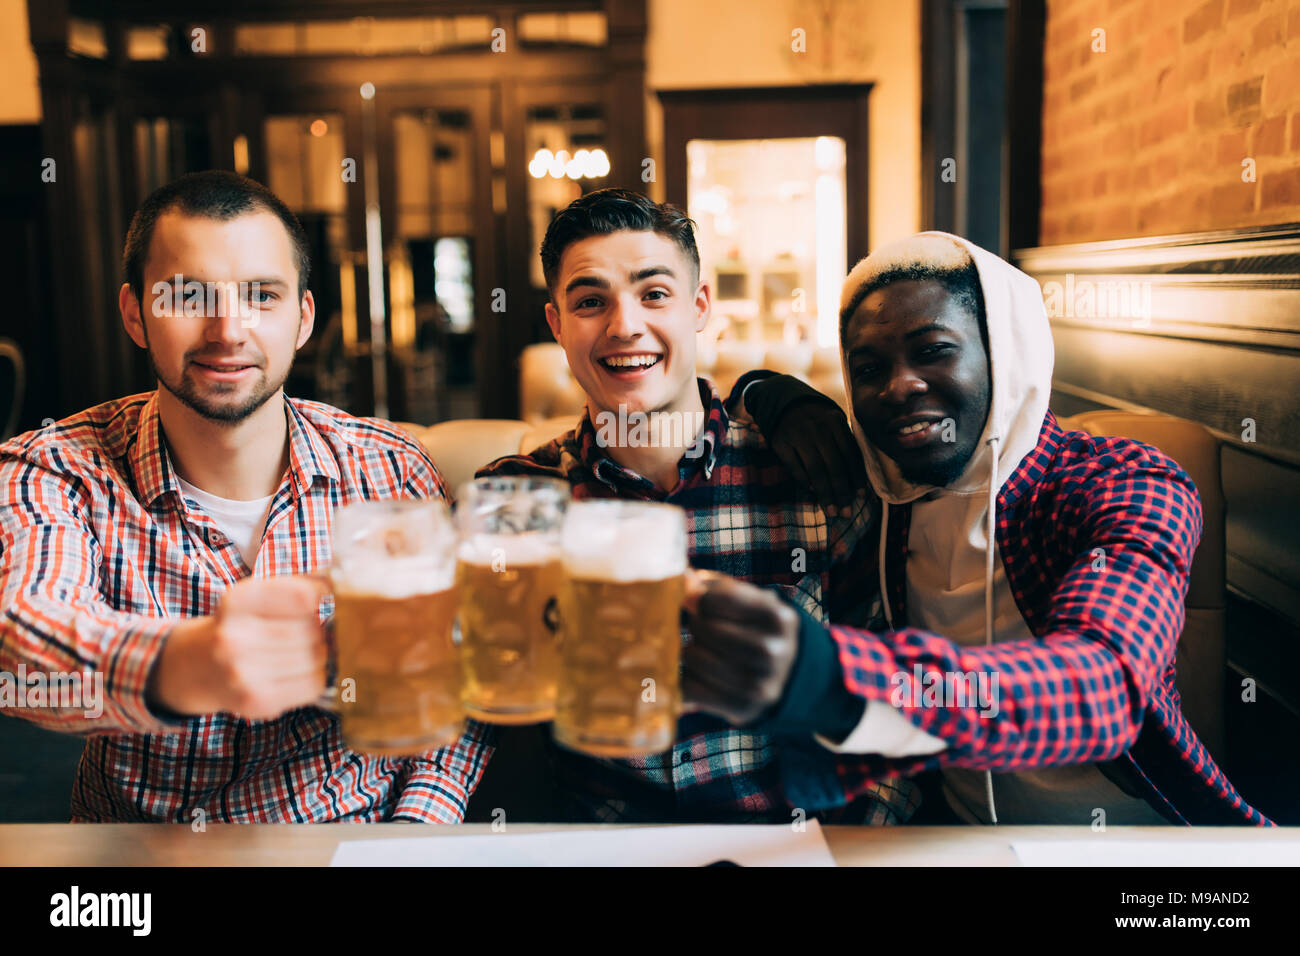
[553,500,687,758]
[455,476,568,723]
[326,499,464,756]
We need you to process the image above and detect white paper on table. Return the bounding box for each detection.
[330,821,836,867]
[1012,840,1300,867]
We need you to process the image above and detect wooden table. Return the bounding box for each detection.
[1,824,1295,866]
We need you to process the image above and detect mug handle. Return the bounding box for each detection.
[315,612,340,712]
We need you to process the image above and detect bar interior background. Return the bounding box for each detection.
[0,0,1295,823]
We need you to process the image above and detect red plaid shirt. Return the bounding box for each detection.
[0,392,492,823]
[824,411,1271,826]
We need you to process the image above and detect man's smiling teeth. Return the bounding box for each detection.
[601,354,661,369]
[899,420,936,435]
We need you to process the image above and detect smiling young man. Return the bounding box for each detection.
[692,232,1270,825]
[478,188,917,824]
[0,170,490,823]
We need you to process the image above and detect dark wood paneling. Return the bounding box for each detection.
[1050,328,1300,464]
[606,0,648,191]
[1223,447,1300,623]
[1223,595,1300,823]
[27,0,647,422]
[921,0,956,235]
[924,0,1038,254]
[371,85,499,420]
[1005,0,1044,252]
[1018,225,1300,635]
[0,127,58,432]
[79,0,605,20]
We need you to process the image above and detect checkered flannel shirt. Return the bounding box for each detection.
[823,411,1271,825]
[0,392,492,823]
[478,378,919,824]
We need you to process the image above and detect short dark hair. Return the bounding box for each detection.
[840,261,987,344]
[122,170,311,304]
[539,188,699,298]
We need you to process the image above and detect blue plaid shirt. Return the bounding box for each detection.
[479,379,918,824]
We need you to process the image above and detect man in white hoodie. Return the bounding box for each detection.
[684,232,1270,825]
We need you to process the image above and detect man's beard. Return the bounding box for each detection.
[896,452,973,488]
[149,351,285,424]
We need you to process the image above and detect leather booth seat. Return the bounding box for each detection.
[393,417,577,494]
[1060,410,1227,761]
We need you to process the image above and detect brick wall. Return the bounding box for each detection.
[1040,0,1300,243]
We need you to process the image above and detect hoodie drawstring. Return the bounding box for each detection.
[983,435,1000,825]
[878,504,893,629]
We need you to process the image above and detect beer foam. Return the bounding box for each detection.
[561,504,686,582]
[333,554,456,598]
[457,531,562,566]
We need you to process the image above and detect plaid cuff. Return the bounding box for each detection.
[758,592,865,740]
[102,619,192,734]
[391,719,496,823]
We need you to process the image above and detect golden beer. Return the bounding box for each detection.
[332,585,463,756]
[457,554,564,722]
[552,500,687,758]
[555,574,685,757]
[327,499,464,756]
[455,477,569,724]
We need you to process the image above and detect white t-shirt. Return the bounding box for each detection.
[177,476,276,571]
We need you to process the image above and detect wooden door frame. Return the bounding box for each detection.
[503,77,615,401]
[373,85,499,420]
[658,84,872,260]
[921,0,1044,252]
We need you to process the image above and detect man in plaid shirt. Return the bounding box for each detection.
[700,232,1270,825]
[0,171,490,822]
[479,189,917,824]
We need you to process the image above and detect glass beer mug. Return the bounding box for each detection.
[326,499,464,756]
[454,476,569,723]
[552,500,687,758]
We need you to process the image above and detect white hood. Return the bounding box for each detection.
[838,231,1055,508]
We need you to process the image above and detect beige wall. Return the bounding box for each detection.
[0,0,40,124]
[646,0,921,250]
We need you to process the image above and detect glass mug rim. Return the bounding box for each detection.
[454,475,570,536]
[563,498,683,517]
[559,499,688,576]
[454,476,569,723]
[552,498,687,758]
[320,498,461,755]
[456,475,571,499]
[330,497,455,571]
